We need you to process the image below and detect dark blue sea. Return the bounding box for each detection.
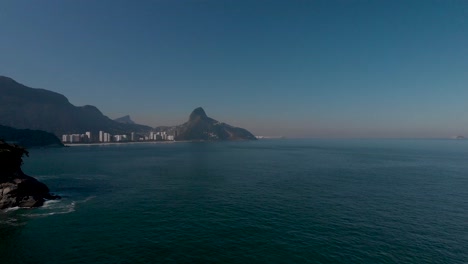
[1,139,467,263]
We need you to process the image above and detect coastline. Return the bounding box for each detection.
[65,141,179,147]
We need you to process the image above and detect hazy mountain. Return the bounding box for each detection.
[0,76,152,136]
[0,125,63,147]
[114,115,136,124]
[156,107,256,141]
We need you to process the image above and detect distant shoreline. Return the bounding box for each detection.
[65,141,178,147]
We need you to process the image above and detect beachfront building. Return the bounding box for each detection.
[113,134,128,142]
[62,130,174,144]
[98,131,112,142]
[103,132,111,142]
[62,132,92,143]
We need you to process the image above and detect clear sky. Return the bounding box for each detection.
[1,0,467,138]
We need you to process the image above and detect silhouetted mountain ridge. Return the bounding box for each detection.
[114,115,136,124]
[156,107,256,141]
[0,76,152,136]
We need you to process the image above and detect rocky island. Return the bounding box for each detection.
[0,140,60,209]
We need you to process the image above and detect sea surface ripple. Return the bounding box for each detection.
[1,139,467,263]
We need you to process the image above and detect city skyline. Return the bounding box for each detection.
[61,130,175,144]
[1,1,467,138]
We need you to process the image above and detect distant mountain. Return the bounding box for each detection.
[0,125,63,147]
[114,115,136,124]
[156,107,256,141]
[0,76,152,136]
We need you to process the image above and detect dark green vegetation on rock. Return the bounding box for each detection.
[0,140,60,209]
[0,76,151,136]
[0,125,63,148]
[157,107,257,141]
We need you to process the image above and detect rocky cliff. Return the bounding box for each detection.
[0,140,59,209]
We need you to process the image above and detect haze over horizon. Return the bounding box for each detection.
[1,0,467,138]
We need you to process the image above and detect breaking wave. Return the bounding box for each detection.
[22,195,96,218]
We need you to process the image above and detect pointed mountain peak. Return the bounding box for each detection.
[114,115,135,124]
[189,107,208,121]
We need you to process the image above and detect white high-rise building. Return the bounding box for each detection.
[85,132,92,141]
[99,131,104,142]
[104,133,111,142]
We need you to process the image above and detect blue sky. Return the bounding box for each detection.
[1,0,467,138]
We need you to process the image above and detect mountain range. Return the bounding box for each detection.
[0,76,151,137]
[0,76,256,141]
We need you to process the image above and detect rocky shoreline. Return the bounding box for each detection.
[0,140,60,210]
[0,170,60,209]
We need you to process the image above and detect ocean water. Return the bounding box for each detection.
[1,139,467,263]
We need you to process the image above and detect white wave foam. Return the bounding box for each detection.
[25,202,76,217]
[0,217,25,227]
[3,206,20,212]
[41,199,61,208]
[33,175,60,180]
[81,196,96,203]
[21,195,95,218]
